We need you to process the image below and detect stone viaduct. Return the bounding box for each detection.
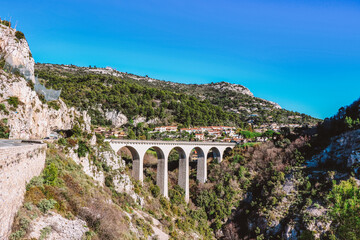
[106,139,236,202]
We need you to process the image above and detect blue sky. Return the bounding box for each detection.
[1,0,360,119]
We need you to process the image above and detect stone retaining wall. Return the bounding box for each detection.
[0,143,46,239]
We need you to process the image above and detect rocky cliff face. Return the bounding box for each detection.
[205,81,254,97]
[0,24,91,139]
[67,140,143,205]
[105,110,128,128]
[0,24,35,83]
[307,129,360,169]
[0,69,91,139]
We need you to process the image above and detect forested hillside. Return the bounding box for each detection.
[35,64,319,128]
[189,97,360,239]
[318,97,360,139]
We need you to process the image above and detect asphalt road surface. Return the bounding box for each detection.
[0,139,43,149]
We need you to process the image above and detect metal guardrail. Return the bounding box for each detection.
[21,140,44,144]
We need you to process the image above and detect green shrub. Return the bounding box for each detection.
[72,124,82,137]
[47,101,60,110]
[1,20,11,27]
[232,154,244,164]
[237,166,247,178]
[0,57,5,69]
[85,231,95,239]
[105,175,114,188]
[262,129,278,138]
[299,230,315,240]
[15,31,25,40]
[240,130,261,139]
[19,217,30,231]
[37,199,57,213]
[38,93,46,104]
[95,133,105,144]
[160,196,170,211]
[150,184,160,198]
[169,185,185,205]
[102,162,110,172]
[77,141,89,157]
[327,178,360,239]
[24,202,33,211]
[10,217,30,239]
[39,226,51,240]
[10,230,25,240]
[57,138,67,146]
[13,68,21,77]
[26,176,44,190]
[7,96,19,108]
[0,119,10,139]
[43,163,58,186]
[26,80,35,90]
[135,218,154,238]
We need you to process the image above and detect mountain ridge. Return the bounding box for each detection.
[37,63,282,109]
[35,63,318,131]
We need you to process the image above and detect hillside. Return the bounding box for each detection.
[35,64,319,130]
[2,20,360,240]
[318,97,360,140]
[0,22,213,239]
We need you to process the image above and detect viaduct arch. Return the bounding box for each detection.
[107,139,236,202]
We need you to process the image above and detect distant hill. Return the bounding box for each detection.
[35,63,320,129]
[314,97,360,149]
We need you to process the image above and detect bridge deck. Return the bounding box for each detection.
[106,139,236,147]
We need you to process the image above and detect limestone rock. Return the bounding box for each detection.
[28,212,88,240]
[105,110,128,127]
[0,70,91,139]
[133,116,160,126]
[67,144,143,205]
[207,82,254,97]
[90,134,97,146]
[0,24,35,82]
[302,204,331,239]
[68,148,105,185]
[308,129,360,169]
[133,116,146,125]
[0,24,91,139]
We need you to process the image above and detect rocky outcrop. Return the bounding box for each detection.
[0,24,91,139]
[28,212,89,240]
[307,129,360,169]
[105,110,128,127]
[206,82,254,97]
[302,204,331,239]
[105,111,160,128]
[67,142,143,206]
[0,24,35,83]
[0,70,91,139]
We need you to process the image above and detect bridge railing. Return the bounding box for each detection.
[105,139,237,146]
